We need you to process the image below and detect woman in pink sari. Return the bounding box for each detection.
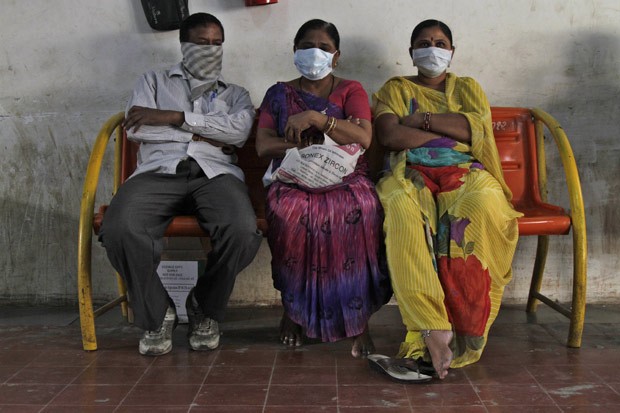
[256,19,391,357]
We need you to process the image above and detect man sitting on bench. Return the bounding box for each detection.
[99,12,262,356]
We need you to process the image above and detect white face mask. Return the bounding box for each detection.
[294,48,335,81]
[411,47,452,78]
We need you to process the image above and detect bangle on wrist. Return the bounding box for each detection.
[323,116,337,135]
[423,111,432,132]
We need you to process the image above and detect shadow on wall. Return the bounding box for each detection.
[0,197,116,306]
[497,29,620,303]
[0,114,120,306]
[506,29,620,301]
[547,30,620,256]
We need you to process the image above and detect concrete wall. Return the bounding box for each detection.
[1,0,618,306]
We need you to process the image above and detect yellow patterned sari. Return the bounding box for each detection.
[373,74,522,367]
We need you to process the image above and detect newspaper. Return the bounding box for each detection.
[263,134,363,188]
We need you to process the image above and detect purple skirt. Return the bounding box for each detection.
[267,157,391,342]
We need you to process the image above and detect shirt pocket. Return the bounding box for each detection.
[210,98,230,114]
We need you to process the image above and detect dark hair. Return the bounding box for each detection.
[180,13,225,43]
[410,19,453,47]
[294,19,340,50]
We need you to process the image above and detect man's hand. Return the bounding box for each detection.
[191,134,235,154]
[122,106,184,132]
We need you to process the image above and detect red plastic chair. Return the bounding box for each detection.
[491,107,586,348]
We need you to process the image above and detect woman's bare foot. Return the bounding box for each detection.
[351,325,375,358]
[279,314,303,347]
[423,330,453,379]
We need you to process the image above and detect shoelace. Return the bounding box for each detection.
[197,318,214,332]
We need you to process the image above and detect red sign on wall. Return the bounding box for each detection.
[245,0,278,6]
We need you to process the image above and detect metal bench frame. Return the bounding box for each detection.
[77,107,586,350]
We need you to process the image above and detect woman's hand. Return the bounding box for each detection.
[346,115,361,125]
[399,112,424,129]
[375,113,436,151]
[376,111,472,150]
[284,110,320,144]
[256,127,297,159]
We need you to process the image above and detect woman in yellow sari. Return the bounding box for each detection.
[373,19,522,379]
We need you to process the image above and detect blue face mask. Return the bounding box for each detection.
[294,48,336,81]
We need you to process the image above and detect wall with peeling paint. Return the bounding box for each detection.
[1,0,618,307]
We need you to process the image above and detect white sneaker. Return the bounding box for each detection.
[138,305,178,356]
[186,289,220,350]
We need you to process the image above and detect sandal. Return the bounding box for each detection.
[392,357,437,377]
[367,354,433,383]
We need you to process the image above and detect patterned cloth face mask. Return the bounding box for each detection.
[294,48,335,81]
[181,43,223,80]
[411,47,452,78]
[181,43,223,100]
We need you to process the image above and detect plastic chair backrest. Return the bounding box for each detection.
[490,107,542,209]
[120,132,139,183]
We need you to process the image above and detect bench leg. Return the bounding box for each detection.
[115,272,129,320]
[526,235,549,314]
[567,224,587,348]
[78,251,98,351]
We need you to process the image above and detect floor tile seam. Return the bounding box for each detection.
[13,353,41,372]
[525,364,567,410]
[8,363,92,387]
[111,404,197,410]
[1,363,28,385]
[538,323,572,346]
[604,382,620,397]
[123,382,210,387]
[112,354,157,410]
[262,403,338,407]
[38,403,192,407]
[334,356,340,411]
[526,365,607,386]
[268,383,340,387]
[589,366,616,385]
[260,348,278,413]
[407,403,490,408]
[462,366,486,408]
[403,370,414,411]
[189,403,268,407]
[0,402,51,413]
[187,359,214,409]
[34,380,75,410]
[472,381,563,408]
